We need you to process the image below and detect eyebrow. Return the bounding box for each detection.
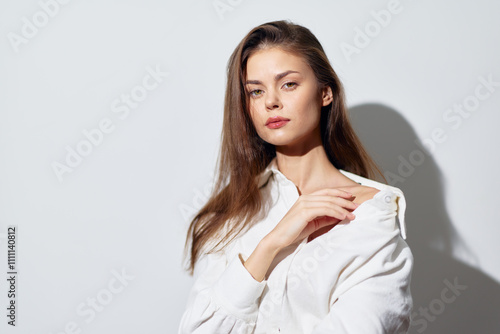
[245,70,300,85]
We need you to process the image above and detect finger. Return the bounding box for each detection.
[309,188,355,199]
[304,206,356,222]
[301,199,358,212]
[312,215,342,230]
[301,195,358,210]
[302,215,337,234]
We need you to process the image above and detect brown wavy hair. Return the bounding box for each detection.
[182,20,385,275]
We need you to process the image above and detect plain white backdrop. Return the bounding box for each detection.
[1,0,499,333]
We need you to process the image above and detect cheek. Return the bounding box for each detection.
[288,92,320,117]
[248,101,263,123]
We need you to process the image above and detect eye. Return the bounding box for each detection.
[283,82,297,89]
[249,89,263,97]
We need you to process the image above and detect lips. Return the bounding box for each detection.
[266,116,290,125]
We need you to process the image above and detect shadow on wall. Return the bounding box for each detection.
[349,103,500,334]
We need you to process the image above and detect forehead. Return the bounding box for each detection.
[245,47,310,78]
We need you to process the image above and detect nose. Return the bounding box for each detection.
[265,89,282,111]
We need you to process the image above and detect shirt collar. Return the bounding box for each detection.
[257,157,280,188]
[257,157,367,189]
[257,157,365,187]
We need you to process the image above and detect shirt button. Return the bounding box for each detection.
[384,195,392,203]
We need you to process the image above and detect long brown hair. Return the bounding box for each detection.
[183,20,385,275]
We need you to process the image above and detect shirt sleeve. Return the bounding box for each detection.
[310,190,414,334]
[177,249,268,334]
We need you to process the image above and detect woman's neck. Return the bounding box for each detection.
[275,144,358,195]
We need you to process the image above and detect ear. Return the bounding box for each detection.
[321,85,333,106]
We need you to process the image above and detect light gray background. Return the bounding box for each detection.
[1,0,499,333]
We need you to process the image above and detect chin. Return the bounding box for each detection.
[257,123,317,147]
[260,135,303,147]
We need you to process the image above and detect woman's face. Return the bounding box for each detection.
[245,47,332,148]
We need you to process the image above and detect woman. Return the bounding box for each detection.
[179,20,413,334]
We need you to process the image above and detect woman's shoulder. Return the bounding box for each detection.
[337,168,405,197]
[337,184,381,206]
[337,169,408,239]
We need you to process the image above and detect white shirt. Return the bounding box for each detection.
[178,157,413,334]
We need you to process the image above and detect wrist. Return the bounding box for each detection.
[243,237,281,282]
[261,233,284,256]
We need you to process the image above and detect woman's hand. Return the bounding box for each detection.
[267,188,359,250]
